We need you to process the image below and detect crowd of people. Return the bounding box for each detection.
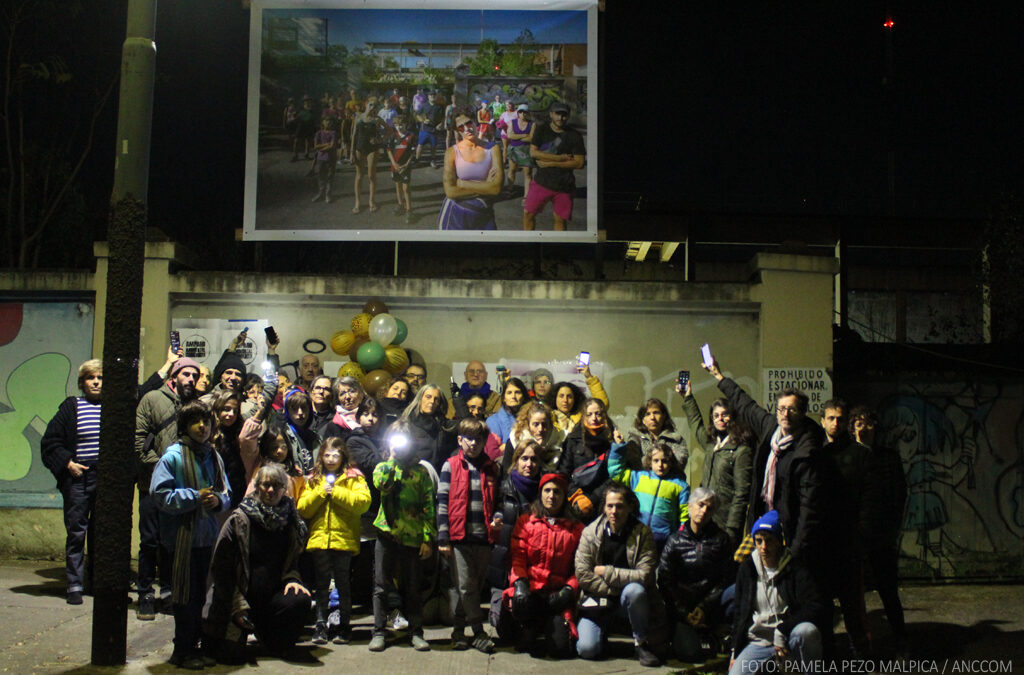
[41,332,908,672]
[279,87,585,231]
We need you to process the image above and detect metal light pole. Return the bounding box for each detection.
[91,0,156,665]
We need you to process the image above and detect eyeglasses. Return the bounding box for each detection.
[259,482,284,490]
[312,385,330,392]
[776,406,801,415]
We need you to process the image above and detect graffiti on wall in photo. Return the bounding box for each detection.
[0,302,94,506]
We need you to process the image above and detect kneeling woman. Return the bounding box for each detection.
[503,473,584,658]
[205,463,312,661]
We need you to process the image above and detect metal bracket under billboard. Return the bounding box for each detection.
[243,0,599,243]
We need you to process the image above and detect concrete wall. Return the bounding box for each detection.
[2,248,837,560]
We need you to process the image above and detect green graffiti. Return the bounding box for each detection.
[0,353,72,481]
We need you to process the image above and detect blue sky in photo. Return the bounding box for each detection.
[265,8,587,47]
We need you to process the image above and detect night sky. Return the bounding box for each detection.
[63,1,1024,261]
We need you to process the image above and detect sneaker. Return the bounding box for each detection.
[411,635,431,652]
[137,594,156,621]
[327,609,341,628]
[368,634,387,652]
[387,609,409,631]
[635,641,661,667]
[66,591,83,605]
[332,626,351,645]
[451,631,470,651]
[471,632,495,654]
[312,623,329,645]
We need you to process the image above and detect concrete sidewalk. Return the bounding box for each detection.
[2,559,1023,674]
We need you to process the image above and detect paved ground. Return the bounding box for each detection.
[252,131,588,234]
[3,559,1023,674]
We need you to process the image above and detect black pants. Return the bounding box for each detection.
[512,592,574,658]
[61,470,97,593]
[170,546,212,657]
[373,537,423,636]
[865,545,906,639]
[137,489,171,598]
[310,549,353,627]
[249,586,311,654]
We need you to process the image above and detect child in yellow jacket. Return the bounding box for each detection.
[297,437,371,644]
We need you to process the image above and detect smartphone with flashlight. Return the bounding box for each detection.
[700,343,714,369]
[677,370,690,390]
[169,330,180,353]
[576,351,591,370]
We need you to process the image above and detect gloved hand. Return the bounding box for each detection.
[547,585,575,611]
[512,579,531,616]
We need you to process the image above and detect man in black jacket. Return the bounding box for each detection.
[729,511,827,674]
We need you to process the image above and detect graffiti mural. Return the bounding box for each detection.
[875,381,1024,580]
[0,302,94,506]
[466,77,587,122]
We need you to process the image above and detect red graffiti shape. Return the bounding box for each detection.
[0,303,24,346]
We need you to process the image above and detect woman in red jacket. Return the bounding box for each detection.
[504,472,584,658]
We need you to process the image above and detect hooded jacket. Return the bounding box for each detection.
[296,468,371,552]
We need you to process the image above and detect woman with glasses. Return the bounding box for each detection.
[438,113,503,230]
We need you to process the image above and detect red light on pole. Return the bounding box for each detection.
[883,18,894,29]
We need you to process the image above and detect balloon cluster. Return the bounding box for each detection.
[330,298,410,396]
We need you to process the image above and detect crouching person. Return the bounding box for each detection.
[729,510,827,675]
[575,482,663,667]
[150,401,231,669]
[503,473,583,658]
[203,463,312,664]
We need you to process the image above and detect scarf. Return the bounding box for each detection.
[713,429,730,451]
[459,381,492,400]
[762,426,794,510]
[172,438,225,605]
[239,494,308,541]
[332,403,360,430]
[509,469,539,502]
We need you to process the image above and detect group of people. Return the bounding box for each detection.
[280,87,585,231]
[41,335,907,672]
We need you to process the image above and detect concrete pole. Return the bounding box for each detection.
[91,0,156,666]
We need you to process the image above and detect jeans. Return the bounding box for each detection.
[729,622,822,674]
[577,582,650,659]
[372,537,423,637]
[61,470,97,593]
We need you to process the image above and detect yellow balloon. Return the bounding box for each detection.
[383,345,410,375]
[337,361,365,380]
[330,329,356,356]
[351,312,372,338]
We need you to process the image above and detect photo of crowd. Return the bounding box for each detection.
[244,4,596,241]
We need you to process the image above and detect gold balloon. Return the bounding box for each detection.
[363,298,390,317]
[351,312,372,337]
[330,329,356,356]
[337,361,365,380]
[362,369,392,396]
[383,344,410,375]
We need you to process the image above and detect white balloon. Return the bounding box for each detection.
[368,313,398,346]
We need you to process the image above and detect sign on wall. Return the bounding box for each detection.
[762,367,834,416]
[171,319,271,373]
[243,0,599,242]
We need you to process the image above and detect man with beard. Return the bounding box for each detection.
[522,101,585,231]
[134,357,201,620]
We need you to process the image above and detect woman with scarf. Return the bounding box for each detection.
[323,376,366,441]
[625,397,688,471]
[551,365,609,434]
[150,401,230,669]
[504,401,565,472]
[281,388,318,475]
[397,383,455,472]
[558,398,631,522]
[486,376,527,445]
[487,439,543,640]
[204,463,312,664]
[503,472,584,658]
[680,380,753,545]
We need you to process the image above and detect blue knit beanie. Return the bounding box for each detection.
[751,510,783,540]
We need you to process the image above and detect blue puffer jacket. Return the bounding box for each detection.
[150,440,230,551]
[608,441,689,543]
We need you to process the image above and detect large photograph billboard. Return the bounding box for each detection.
[243,0,598,242]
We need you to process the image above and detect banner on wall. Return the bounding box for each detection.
[171,319,271,373]
[762,367,834,416]
[243,0,598,243]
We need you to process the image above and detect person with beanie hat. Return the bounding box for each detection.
[502,471,583,658]
[530,368,555,404]
[728,510,828,674]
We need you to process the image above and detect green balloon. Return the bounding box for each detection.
[393,318,408,345]
[356,341,386,370]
